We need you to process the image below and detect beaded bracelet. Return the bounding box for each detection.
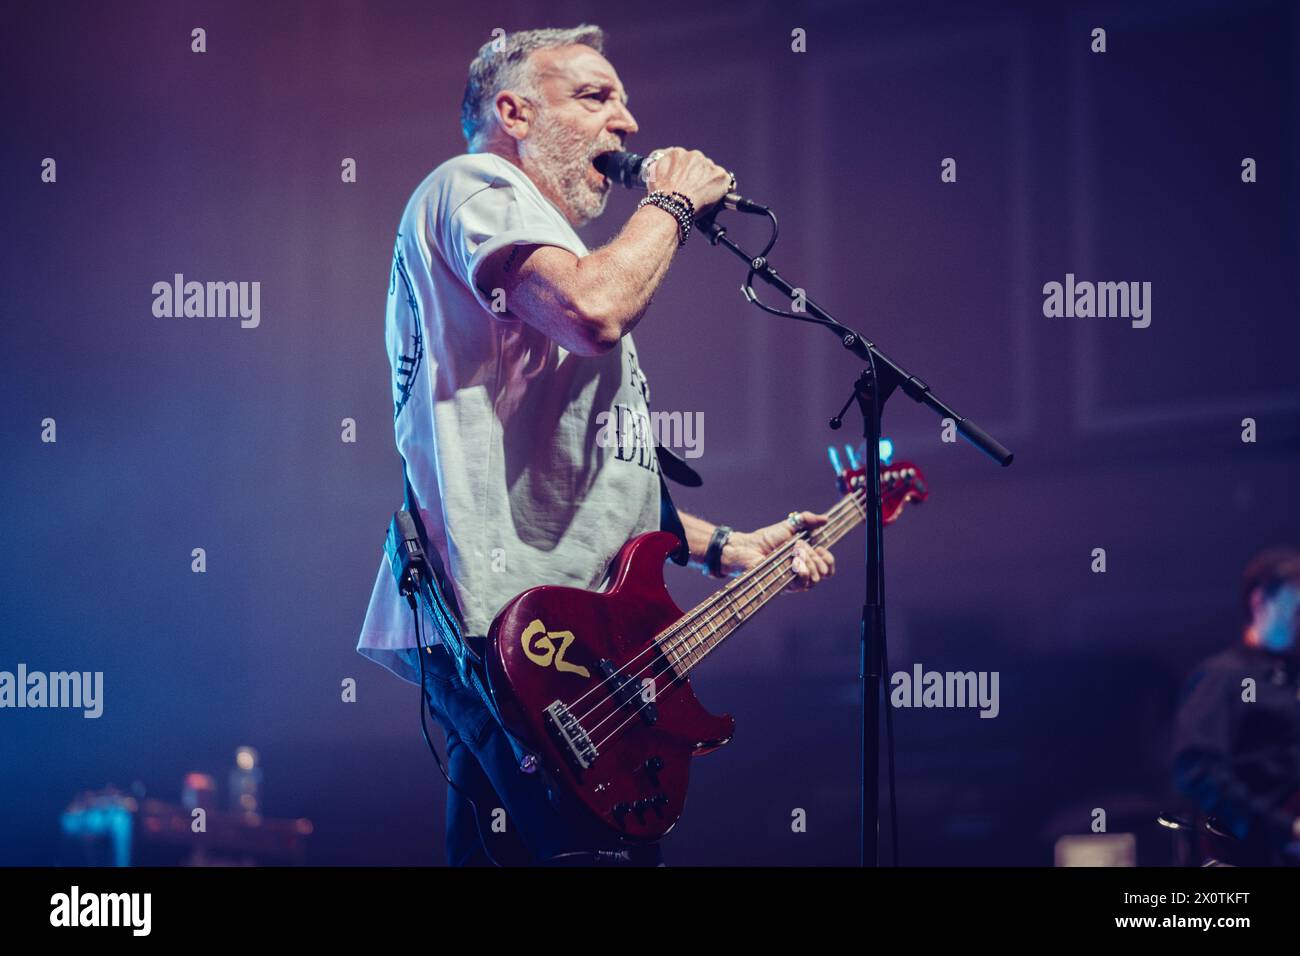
[638,191,692,245]
[667,191,697,222]
[637,190,693,246]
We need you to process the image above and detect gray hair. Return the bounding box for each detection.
[460,25,606,151]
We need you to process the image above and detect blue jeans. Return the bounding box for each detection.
[415,644,663,866]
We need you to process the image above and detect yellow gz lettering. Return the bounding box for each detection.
[520,619,591,678]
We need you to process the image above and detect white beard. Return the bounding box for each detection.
[522,113,614,225]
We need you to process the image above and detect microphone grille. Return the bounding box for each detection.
[593,150,644,188]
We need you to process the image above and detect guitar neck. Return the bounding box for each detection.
[657,486,868,677]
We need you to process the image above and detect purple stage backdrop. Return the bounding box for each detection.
[2,0,1298,866]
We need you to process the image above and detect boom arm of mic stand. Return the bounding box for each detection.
[696,213,1014,467]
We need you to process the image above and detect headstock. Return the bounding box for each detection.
[829,443,929,526]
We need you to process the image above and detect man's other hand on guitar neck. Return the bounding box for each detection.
[679,510,835,592]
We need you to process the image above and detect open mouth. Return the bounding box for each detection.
[590,149,621,180]
[590,148,631,195]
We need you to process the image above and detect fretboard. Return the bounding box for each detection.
[658,487,868,677]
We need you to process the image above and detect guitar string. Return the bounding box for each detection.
[566,486,868,733]
[563,485,865,727]
[648,467,917,660]
[584,486,872,754]
[553,470,915,756]
[659,492,866,668]
[572,485,870,744]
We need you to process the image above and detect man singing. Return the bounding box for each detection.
[356,25,836,865]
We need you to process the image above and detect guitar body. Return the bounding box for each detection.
[486,531,735,843]
[485,457,928,845]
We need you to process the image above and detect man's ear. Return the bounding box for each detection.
[493,90,533,142]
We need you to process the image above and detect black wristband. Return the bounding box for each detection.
[705,525,733,579]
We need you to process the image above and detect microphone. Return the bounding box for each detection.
[593,150,767,214]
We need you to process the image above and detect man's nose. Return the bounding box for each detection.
[609,102,638,137]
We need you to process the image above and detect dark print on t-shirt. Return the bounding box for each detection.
[390,234,423,421]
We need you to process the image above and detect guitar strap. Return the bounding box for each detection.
[401,455,467,647]
[399,454,545,775]
[656,445,697,567]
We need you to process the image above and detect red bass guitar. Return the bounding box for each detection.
[485,458,929,843]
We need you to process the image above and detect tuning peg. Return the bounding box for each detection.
[827,445,844,474]
[844,444,860,470]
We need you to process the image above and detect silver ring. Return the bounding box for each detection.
[786,511,804,532]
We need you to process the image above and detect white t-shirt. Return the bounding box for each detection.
[357,152,663,684]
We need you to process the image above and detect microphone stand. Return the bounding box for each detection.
[696,211,1013,867]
